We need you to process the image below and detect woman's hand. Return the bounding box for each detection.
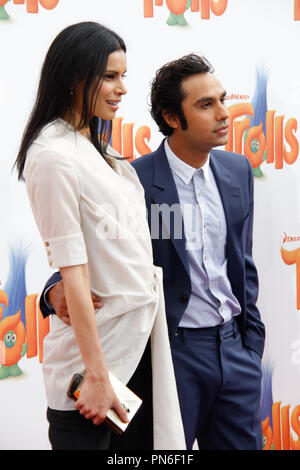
[74,372,129,426]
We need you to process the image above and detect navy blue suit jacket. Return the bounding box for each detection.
[131,141,265,357]
[40,141,265,357]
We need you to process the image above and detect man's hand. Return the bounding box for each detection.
[47,280,102,325]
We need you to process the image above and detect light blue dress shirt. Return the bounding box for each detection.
[164,140,241,328]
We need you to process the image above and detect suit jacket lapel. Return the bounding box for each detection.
[149,145,244,278]
[209,150,243,247]
[151,142,190,277]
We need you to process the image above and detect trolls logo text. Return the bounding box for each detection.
[263,402,300,450]
[144,0,228,20]
[226,103,299,171]
[112,117,152,161]
[295,0,300,20]
[0,0,59,14]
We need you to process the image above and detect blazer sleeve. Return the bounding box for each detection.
[39,271,62,318]
[243,160,265,357]
[25,149,88,318]
[24,149,88,269]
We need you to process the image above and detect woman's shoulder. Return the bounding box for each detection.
[33,119,80,153]
[24,119,82,178]
[28,119,81,158]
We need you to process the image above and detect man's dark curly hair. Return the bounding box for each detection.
[150,54,214,136]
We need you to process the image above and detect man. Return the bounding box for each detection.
[40,54,265,450]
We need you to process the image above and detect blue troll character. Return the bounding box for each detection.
[260,359,275,450]
[245,66,269,177]
[0,243,29,379]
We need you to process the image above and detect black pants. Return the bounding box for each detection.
[110,340,153,450]
[47,407,112,450]
[47,342,154,450]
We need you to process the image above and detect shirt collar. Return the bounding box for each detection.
[164,139,210,185]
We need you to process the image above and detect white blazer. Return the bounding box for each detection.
[24,119,185,450]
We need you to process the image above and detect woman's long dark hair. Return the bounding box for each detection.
[15,22,126,180]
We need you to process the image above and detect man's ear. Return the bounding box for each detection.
[162,110,180,130]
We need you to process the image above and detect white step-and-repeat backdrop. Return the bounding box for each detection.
[0,0,300,450]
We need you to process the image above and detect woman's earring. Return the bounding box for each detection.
[70,90,74,96]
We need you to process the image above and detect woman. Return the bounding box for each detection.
[15,22,185,450]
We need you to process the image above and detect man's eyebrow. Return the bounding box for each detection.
[194,90,227,105]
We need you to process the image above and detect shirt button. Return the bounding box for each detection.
[49,261,52,266]
[45,242,49,247]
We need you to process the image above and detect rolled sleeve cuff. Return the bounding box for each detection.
[43,232,88,268]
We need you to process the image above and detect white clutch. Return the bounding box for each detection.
[67,371,143,434]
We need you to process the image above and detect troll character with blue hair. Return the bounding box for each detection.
[0,244,28,379]
[245,66,269,177]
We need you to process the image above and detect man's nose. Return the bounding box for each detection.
[217,102,229,121]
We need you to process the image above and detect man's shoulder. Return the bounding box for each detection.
[131,152,155,171]
[130,143,165,184]
[131,140,165,170]
[211,148,251,172]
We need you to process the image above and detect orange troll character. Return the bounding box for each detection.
[262,416,274,450]
[0,0,11,20]
[166,0,191,26]
[0,290,27,380]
